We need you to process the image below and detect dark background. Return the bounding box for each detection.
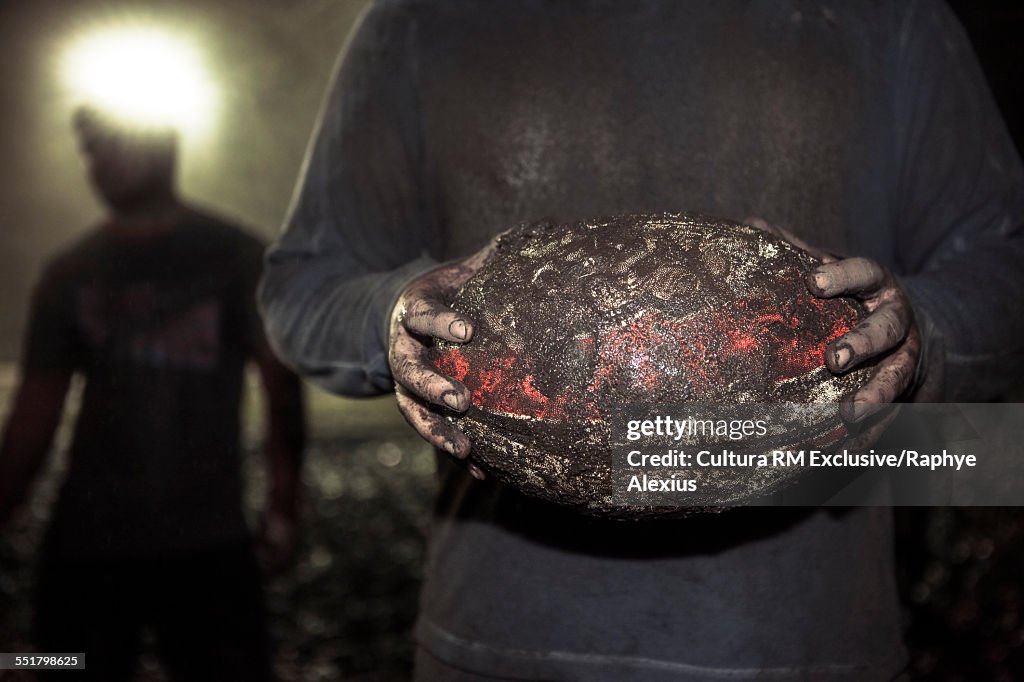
[0,1,1021,680]
[902,4,1024,674]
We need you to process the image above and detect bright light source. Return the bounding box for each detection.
[61,26,217,137]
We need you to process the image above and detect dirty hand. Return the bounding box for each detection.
[745,217,923,438]
[388,237,500,480]
[806,258,922,423]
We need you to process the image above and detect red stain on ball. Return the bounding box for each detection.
[427,214,873,514]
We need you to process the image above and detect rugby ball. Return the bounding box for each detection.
[431,214,870,516]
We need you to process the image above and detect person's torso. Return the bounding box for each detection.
[411,0,903,266]
[46,209,263,558]
[394,1,910,678]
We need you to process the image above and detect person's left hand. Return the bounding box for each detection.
[805,257,922,423]
[743,217,923,436]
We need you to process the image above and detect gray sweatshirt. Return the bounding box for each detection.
[260,1,1024,679]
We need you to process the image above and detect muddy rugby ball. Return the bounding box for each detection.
[431,214,870,516]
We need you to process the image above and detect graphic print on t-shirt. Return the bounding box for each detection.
[76,282,222,370]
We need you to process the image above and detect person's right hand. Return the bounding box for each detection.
[388,237,500,479]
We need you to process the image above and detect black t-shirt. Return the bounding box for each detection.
[25,207,267,559]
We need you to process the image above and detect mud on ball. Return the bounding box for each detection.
[431,213,871,517]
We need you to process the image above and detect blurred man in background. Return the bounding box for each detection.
[0,106,306,681]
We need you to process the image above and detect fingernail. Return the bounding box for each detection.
[443,392,462,410]
[449,319,468,340]
[443,440,457,455]
[850,400,869,422]
[469,463,486,480]
[813,270,832,291]
[834,347,851,369]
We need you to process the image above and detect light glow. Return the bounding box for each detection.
[62,26,217,136]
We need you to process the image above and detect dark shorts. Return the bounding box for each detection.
[34,541,272,682]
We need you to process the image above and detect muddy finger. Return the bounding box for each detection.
[389,329,471,410]
[807,258,887,298]
[840,333,921,423]
[396,386,471,458]
[402,296,473,343]
[826,301,910,373]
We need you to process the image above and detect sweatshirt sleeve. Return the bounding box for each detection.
[891,0,1024,400]
[258,1,439,396]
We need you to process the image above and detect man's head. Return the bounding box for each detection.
[72,105,179,211]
